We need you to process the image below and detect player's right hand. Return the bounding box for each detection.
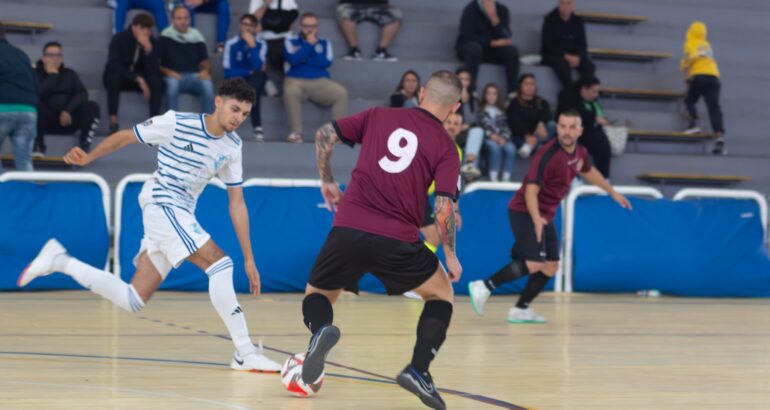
[321,182,342,212]
[445,254,463,283]
[534,216,547,243]
[63,146,91,166]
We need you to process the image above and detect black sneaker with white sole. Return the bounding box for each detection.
[343,48,363,61]
[301,324,341,384]
[372,49,398,62]
[396,365,446,410]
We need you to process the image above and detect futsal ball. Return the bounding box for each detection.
[281,353,324,397]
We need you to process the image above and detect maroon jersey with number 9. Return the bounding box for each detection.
[331,107,460,242]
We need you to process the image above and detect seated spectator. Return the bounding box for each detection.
[114,0,169,33]
[456,68,479,132]
[389,70,419,108]
[465,83,515,182]
[337,0,402,61]
[250,0,299,73]
[283,12,348,143]
[34,42,101,155]
[507,73,554,159]
[182,0,231,53]
[541,0,595,88]
[223,14,267,141]
[0,23,37,171]
[557,76,611,177]
[680,21,725,154]
[159,6,215,114]
[456,0,519,96]
[103,13,163,133]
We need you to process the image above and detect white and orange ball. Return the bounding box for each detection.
[281,353,324,397]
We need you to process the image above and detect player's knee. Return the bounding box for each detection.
[543,262,559,277]
[526,260,545,274]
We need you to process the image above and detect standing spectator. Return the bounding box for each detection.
[507,74,553,159]
[34,42,101,155]
[283,12,348,143]
[103,13,163,133]
[466,83,515,182]
[389,70,419,108]
[114,0,169,33]
[223,14,267,141]
[159,6,215,114]
[337,0,402,61]
[541,0,595,88]
[250,0,299,72]
[681,21,725,154]
[0,23,37,171]
[456,0,520,96]
[557,76,611,178]
[182,0,231,54]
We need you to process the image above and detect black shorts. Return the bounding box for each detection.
[308,227,438,295]
[509,209,560,262]
[336,3,402,26]
[421,200,435,228]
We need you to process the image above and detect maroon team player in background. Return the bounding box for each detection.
[468,110,632,324]
[298,70,463,410]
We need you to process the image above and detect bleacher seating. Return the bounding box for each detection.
[575,12,647,26]
[1,155,68,169]
[637,173,751,187]
[588,47,672,62]
[0,20,54,44]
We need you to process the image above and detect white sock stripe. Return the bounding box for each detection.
[206,256,233,277]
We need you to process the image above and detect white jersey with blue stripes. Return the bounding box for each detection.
[132,110,243,213]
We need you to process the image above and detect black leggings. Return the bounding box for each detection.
[580,127,611,178]
[103,68,162,118]
[36,101,100,148]
[685,75,724,134]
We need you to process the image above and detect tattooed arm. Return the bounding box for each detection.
[315,122,343,211]
[434,195,463,281]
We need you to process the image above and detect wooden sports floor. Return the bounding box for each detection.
[1,291,770,409]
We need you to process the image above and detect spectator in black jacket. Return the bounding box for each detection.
[34,42,100,155]
[507,73,553,159]
[541,0,595,88]
[557,76,611,177]
[456,0,519,95]
[389,70,419,108]
[103,13,163,133]
[0,23,38,171]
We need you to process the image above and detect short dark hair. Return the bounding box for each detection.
[559,109,581,119]
[577,76,601,89]
[131,13,155,29]
[218,78,256,104]
[42,41,62,53]
[240,13,258,25]
[171,5,189,18]
[300,12,318,21]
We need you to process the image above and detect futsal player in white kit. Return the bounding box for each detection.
[18,78,281,372]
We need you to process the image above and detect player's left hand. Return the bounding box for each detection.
[445,254,463,283]
[245,259,261,296]
[321,182,342,212]
[613,193,633,210]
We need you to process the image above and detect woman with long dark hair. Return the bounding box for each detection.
[389,70,420,108]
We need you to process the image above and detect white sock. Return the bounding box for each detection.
[503,171,511,181]
[55,254,144,312]
[489,171,499,181]
[206,256,256,357]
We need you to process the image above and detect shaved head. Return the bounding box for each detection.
[422,70,462,108]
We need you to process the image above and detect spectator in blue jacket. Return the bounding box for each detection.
[282,12,348,143]
[223,14,267,141]
[0,24,38,171]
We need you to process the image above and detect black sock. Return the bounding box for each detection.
[411,300,453,374]
[515,272,551,309]
[485,259,528,292]
[302,293,333,335]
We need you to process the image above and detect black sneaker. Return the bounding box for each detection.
[396,365,446,410]
[372,49,398,62]
[32,141,46,158]
[301,324,341,385]
[712,138,727,155]
[343,48,363,61]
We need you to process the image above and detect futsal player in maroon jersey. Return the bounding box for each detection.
[299,70,463,409]
[468,110,632,324]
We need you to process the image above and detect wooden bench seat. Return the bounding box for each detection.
[637,172,750,186]
[588,47,672,62]
[600,87,683,101]
[0,20,54,43]
[576,12,647,26]
[628,130,717,142]
[1,155,69,168]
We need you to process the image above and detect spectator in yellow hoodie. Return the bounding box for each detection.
[681,21,725,154]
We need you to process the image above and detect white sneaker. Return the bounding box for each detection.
[518,143,533,159]
[468,280,491,316]
[264,80,279,97]
[17,239,67,287]
[461,163,482,180]
[230,350,281,373]
[683,126,702,134]
[402,291,423,300]
[507,307,547,324]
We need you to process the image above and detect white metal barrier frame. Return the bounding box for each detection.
[0,171,112,271]
[672,188,769,251]
[562,185,664,293]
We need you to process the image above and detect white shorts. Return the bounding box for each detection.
[134,204,211,278]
